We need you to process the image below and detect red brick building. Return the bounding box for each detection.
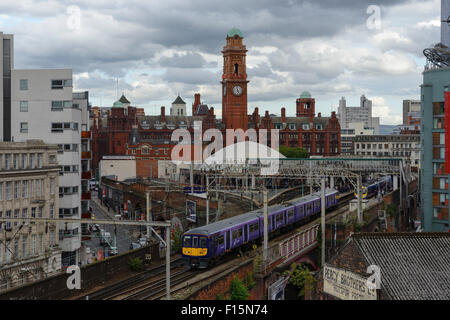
[91,28,341,177]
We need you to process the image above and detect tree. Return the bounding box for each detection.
[128,257,143,272]
[279,145,309,158]
[229,275,250,300]
[284,263,316,299]
[171,226,183,253]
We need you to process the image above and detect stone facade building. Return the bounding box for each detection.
[0,140,61,292]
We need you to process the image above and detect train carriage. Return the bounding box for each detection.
[182,188,339,269]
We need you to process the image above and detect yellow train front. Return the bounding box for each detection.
[181,230,211,268]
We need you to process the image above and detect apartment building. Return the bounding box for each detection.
[340,122,375,155]
[10,68,84,267]
[0,140,61,292]
[354,134,420,169]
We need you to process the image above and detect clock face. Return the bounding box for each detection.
[232,85,243,96]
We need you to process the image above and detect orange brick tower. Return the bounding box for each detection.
[221,27,248,130]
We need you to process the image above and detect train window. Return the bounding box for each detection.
[200,238,207,248]
[183,236,191,247]
[287,209,294,219]
[214,235,224,247]
[276,214,283,223]
[193,237,198,248]
[249,223,258,233]
[232,229,243,239]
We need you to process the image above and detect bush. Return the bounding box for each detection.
[230,275,250,300]
[128,257,143,272]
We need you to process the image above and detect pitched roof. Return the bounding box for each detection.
[195,104,209,115]
[119,94,130,104]
[351,232,450,300]
[172,95,186,105]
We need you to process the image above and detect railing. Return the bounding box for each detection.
[279,225,318,259]
[255,225,319,275]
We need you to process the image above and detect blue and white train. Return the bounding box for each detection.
[181,188,339,268]
[354,176,393,199]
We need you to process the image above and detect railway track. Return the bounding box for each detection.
[77,257,184,300]
[78,191,355,301]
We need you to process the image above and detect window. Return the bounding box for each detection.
[22,208,27,219]
[21,154,27,168]
[302,124,310,130]
[5,154,10,169]
[20,122,28,133]
[5,182,11,200]
[22,180,28,198]
[200,238,207,248]
[51,101,63,111]
[51,123,63,132]
[38,207,42,218]
[315,124,323,130]
[32,234,36,256]
[14,238,19,258]
[29,154,35,168]
[22,235,27,258]
[37,154,43,168]
[249,222,259,233]
[5,211,11,229]
[20,101,28,112]
[51,80,63,89]
[232,228,243,239]
[50,204,54,219]
[183,236,191,247]
[14,209,19,227]
[13,154,18,169]
[20,79,28,90]
[214,235,224,247]
[0,182,2,201]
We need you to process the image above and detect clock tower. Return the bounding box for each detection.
[221,27,248,131]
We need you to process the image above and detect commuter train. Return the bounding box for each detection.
[181,188,339,269]
[354,176,393,199]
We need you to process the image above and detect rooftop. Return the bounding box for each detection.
[227,27,243,38]
[352,232,450,300]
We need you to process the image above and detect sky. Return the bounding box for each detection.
[0,0,442,124]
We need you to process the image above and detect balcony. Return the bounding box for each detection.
[81,151,91,159]
[81,131,91,139]
[81,171,92,180]
[81,192,91,200]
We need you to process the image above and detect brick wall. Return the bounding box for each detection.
[188,261,265,300]
[0,243,160,300]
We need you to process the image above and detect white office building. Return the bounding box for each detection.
[5,32,90,267]
[337,95,380,134]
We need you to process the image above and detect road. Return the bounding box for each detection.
[83,193,144,258]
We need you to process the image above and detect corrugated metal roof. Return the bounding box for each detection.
[352,232,450,300]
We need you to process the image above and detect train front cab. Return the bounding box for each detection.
[182,234,210,268]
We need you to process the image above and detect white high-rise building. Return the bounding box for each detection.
[337,95,380,134]
[5,32,90,267]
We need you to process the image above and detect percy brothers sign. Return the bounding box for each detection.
[323,264,377,300]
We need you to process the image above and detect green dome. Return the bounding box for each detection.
[300,91,312,99]
[227,27,243,38]
[112,100,124,108]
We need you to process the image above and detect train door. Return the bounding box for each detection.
[226,230,230,250]
[244,225,248,243]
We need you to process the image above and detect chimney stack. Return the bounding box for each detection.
[281,107,286,122]
[161,106,166,122]
[193,93,201,115]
